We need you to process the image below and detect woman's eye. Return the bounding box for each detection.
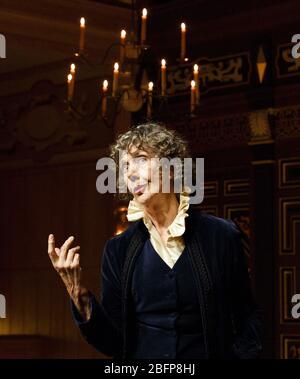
[137,156,147,163]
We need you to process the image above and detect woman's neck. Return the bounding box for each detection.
[143,192,179,231]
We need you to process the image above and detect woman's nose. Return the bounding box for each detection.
[126,161,138,181]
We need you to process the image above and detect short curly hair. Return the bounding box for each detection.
[109,122,191,201]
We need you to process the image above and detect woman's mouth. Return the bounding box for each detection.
[133,183,147,194]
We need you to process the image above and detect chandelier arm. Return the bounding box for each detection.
[67,101,89,118]
[102,116,112,129]
[99,42,124,65]
[101,99,121,129]
[75,42,123,67]
[67,100,101,122]
[67,94,123,127]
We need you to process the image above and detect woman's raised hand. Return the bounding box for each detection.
[48,234,91,321]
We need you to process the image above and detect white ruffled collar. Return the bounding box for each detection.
[126,187,191,238]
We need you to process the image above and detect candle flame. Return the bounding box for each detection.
[142,8,147,18]
[121,29,126,39]
[181,22,186,32]
[161,59,166,68]
[114,62,119,71]
[80,17,85,27]
[70,63,76,73]
[191,80,196,89]
[148,82,154,91]
[68,73,73,83]
[103,80,108,90]
[193,64,198,73]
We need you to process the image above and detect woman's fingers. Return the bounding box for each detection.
[71,253,81,269]
[48,235,82,288]
[65,246,80,266]
[72,254,82,287]
[48,234,58,263]
[59,236,74,263]
[48,234,83,298]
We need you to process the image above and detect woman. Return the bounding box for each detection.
[48,122,262,359]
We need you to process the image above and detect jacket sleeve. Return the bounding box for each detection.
[228,221,263,359]
[71,238,123,357]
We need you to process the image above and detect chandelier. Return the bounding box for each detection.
[65,2,201,128]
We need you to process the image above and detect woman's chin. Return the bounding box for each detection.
[134,191,147,201]
[133,190,153,204]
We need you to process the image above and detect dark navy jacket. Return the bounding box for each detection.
[130,238,206,359]
[71,207,263,359]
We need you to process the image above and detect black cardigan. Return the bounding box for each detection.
[71,207,263,359]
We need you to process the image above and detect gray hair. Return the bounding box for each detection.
[109,122,191,201]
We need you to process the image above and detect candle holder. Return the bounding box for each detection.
[176,57,189,64]
[189,104,201,118]
[65,93,121,129]
[65,4,202,129]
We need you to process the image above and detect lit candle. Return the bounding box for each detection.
[147,81,153,119]
[193,64,199,105]
[70,63,76,75]
[120,29,126,65]
[67,73,74,102]
[102,80,108,118]
[112,62,119,97]
[190,80,196,114]
[69,63,76,99]
[181,22,186,62]
[141,8,147,45]
[161,59,166,96]
[79,17,86,54]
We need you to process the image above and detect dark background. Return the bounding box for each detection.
[0,0,299,359]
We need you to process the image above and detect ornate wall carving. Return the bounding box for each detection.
[278,158,300,358]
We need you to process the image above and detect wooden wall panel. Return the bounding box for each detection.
[277,156,300,358]
[0,162,114,358]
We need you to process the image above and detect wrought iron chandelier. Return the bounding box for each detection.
[65,1,201,128]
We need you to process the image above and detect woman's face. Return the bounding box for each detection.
[120,145,167,205]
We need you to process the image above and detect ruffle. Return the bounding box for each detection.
[126,186,191,237]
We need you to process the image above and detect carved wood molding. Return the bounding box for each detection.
[173,104,300,152]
